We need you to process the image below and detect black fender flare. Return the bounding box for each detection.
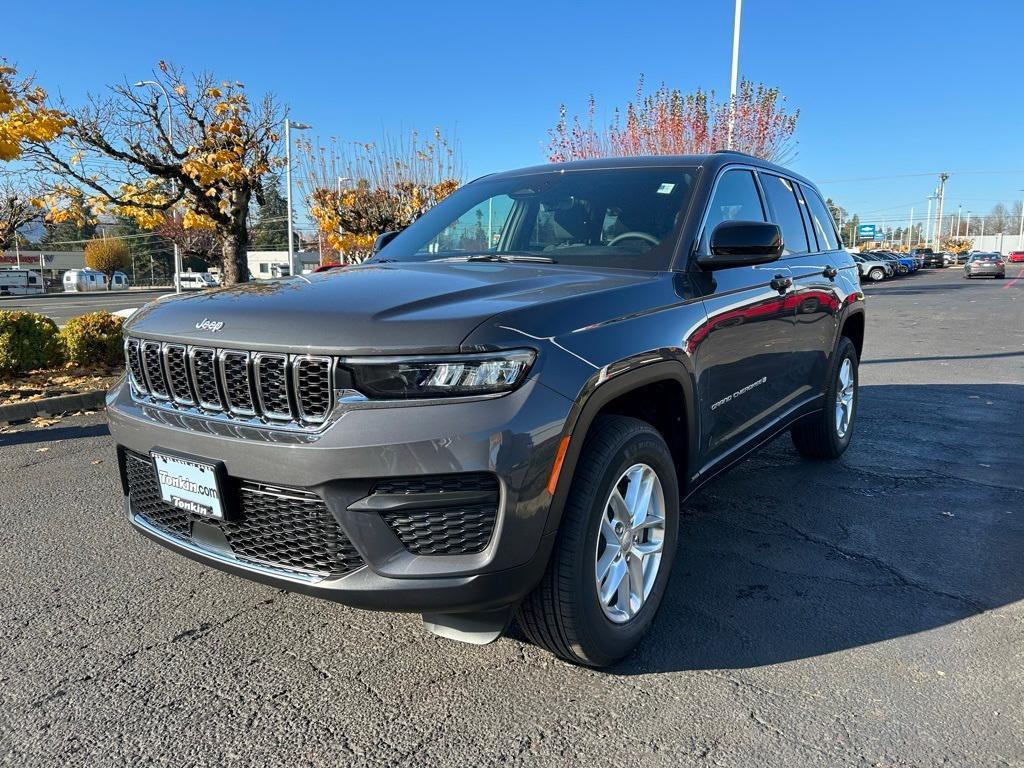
[543,358,699,536]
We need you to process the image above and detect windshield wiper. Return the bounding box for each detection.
[465,252,557,264]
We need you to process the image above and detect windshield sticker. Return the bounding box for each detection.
[656,183,676,195]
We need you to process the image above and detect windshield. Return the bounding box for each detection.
[368,166,698,271]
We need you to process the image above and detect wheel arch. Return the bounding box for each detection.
[838,308,865,360]
[543,359,698,536]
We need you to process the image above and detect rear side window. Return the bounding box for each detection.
[699,169,766,253]
[760,174,809,255]
[801,185,840,251]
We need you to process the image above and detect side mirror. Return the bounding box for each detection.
[697,221,783,270]
[372,231,401,254]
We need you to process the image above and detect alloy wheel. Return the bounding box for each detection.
[594,463,666,624]
[835,358,855,439]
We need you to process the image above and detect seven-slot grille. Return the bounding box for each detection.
[125,337,335,428]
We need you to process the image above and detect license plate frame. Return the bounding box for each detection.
[151,450,228,520]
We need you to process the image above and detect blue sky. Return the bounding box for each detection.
[6,0,1024,232]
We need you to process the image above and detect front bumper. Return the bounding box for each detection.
[107,375,574,613]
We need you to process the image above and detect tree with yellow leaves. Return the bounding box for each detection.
[0,178,40,250]
[0,61,72,162]
[84,237,130,286]
[297,129,462,264]
[24,61,281,284]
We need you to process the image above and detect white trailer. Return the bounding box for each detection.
[0,268,45,296]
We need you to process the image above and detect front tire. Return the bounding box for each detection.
[517,416,679,667]
[868,268,885,281]
[791,336,859,459]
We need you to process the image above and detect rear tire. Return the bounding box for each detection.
[791,337,859,459]
[516,416,679,667]
[868,268,885,281]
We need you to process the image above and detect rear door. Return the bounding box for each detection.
[693,168,798,461]
[759,173,840,397]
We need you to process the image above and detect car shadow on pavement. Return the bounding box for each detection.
[0,420,110,447]
[610,383,1024,675]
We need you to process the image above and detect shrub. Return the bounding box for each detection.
[0,310,65,375]
[60,311,124,367]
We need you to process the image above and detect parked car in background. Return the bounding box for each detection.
[0,268,45,295]
[921,251,945,268]
[1007,250,1024,263]
[852,254,887,281]
[964,252,1005,279]
[63,268,108,292]
[873,250,916,274]
[860,252,896,278]
[312,263,343,273]
[177,271,218,290]
[942,252,956,266]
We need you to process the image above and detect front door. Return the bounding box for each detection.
[692,168,801,463]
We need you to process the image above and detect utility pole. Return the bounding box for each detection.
[956,205,962,238]
[908,207,914,247]
[933,173,948,250]
[1018,192,1024,250]
[925,195,934,246]
[727,0,742,150]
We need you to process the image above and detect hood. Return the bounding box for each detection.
[125,262,657,354]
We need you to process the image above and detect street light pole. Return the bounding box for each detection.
[284,118,312,277]
[956,205,962,238]
[133,80,173,142]
[726,0,742,150]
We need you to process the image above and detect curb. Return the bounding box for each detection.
[0,390,107,423]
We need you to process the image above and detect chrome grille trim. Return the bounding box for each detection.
[163,344,194,405]
[292,355,334,424]
[219,350,256,416]
[125,336,343,432]
[124,338,146,393]
[254,352,293,421]
[141,340,170,400]
[188,346,224,411]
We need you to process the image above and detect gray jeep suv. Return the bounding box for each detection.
[108,152,865,667]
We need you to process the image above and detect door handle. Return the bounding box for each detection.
[770,274,792,293]
[822,265,838,280]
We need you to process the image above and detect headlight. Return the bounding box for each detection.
[343,349,536,399]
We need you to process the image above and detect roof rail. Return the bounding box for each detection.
[712,149,761,159]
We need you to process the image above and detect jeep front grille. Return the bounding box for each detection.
[125,337,337,430]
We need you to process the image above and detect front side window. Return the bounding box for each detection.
[760,174,809,255]
[801,185,840,251]
[698,169,766,254]
[370,167,698,271]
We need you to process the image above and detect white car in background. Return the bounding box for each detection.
[176,271,218,290]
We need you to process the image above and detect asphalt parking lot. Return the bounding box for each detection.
[0,289,168,325]
[1,266,1022,767]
